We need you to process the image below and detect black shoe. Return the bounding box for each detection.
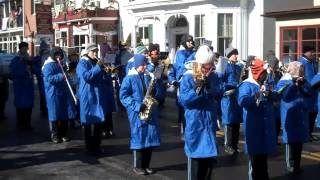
[102,131,115,138]
[145,168,156,174]
[311,135,319,141]
[133,167,147,175]
[62,137,70,142]
[52,137,62,143]
[225,146,236,155]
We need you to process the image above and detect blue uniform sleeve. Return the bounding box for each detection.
[310,74,320,88]
[179,76,206,108]
[76,60,102,83]
[167,64,177,84]
[275,80,296,102]
[42,63,64,85]
[238,83,257,109]
[119,76,142,113]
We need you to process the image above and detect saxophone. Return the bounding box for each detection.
[139,74,158,121]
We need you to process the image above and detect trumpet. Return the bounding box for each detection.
[93,56,120,73]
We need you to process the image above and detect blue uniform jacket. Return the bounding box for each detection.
[220,62,243,125]
[168,49,195,84]
[119,68,161,149]
[42,57,77,121]
[76,56,112,125]
[9,56,35,108]
[179,70,220,158]
[299,56,317,112]
[275,73,310,144]
[238,77,276,155]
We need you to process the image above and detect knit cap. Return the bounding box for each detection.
[250,59,265,80]
[134,54,147,69]
[135,46,147,54]
[225,47,238,58]
[195,45,214,64]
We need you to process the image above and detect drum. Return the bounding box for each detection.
[0,53,16,76]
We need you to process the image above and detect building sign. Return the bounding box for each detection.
[36,4,53,34]
[315,0,320,6]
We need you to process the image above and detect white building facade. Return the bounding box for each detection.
[119,0,276,61]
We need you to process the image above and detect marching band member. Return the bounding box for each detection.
[76,44,112,155]
[275,61,310,174]
[219,47,243,154]
[42,47,77,143]
[168,34,196,138]
[238,59,277,180]
[147,44,166,108]
[299,46,318,141]
[9,42,35,131]
[125,45,148,75]
[179,45,220,180]
[120,54,160,175]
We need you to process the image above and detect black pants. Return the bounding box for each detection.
[178,106,185,135]
[16,108,32,130]
[188,157,215,180]
[39,93,48,115]
[83,123,103,153]
[224,124,240,150]
[0,78,9,119]
[49,120,68,139]
[275,116,281,141]
[103,112,113,133]
[133,148,153,169]
[285,143,303,171]
[248,154,269,180]
[309,111,317,137]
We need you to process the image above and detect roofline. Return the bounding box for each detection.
[263,7,320,18]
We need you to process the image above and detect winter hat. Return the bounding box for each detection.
[135,46,147,54]
[195,45,214,64]
[86,43,98,52]
[303,46,314,54]
[250,59,266,80]
[287,61,303,79]
[134,54,147,69]
[50,47,64,60]
[225,47,238,58]
[181,34,194,49]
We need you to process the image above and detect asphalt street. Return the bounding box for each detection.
[0,83,319,180]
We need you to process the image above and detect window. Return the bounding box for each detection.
[74,35,86,55]
[138,25,153,46]
[194,14,205,46]
[31,0,35,14]
[175,17,188,27]
[280,26,320,63]
[217,13,233,56]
